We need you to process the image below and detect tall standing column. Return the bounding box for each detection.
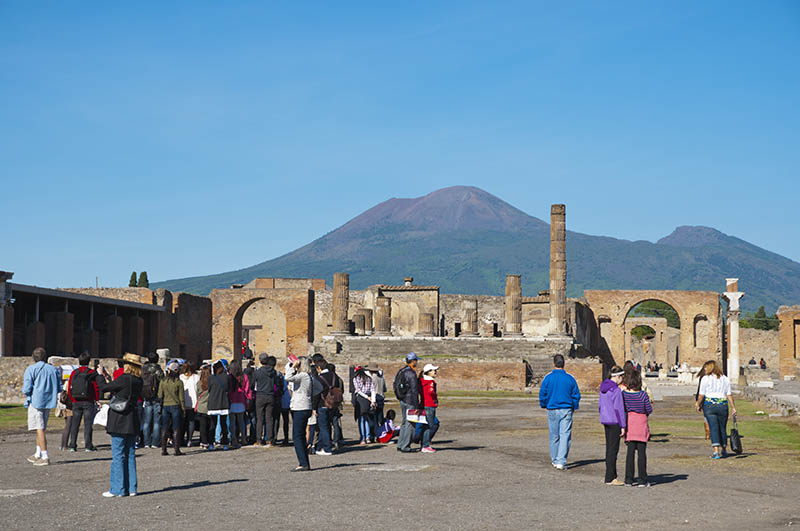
[332,272,350,335]
[724,278,744,385]
[361,309,374,335]
[417,313,435,337]
[549,204,568,335]
[353,313,366,335]
[374,296,392,336]
[504,275,523,337]
[461,299,479,336]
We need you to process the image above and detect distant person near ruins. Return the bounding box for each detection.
[538,354,581,470]
[23,347,61,466]
[760,358,767,370]
[67,351,101,452]
[598,365,626,485]
[394,352,422,453]
[98,353,144,497]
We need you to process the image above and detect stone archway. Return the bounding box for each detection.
[584,290,721,368]
[240,298,287,358]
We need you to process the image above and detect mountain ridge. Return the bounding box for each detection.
[153,187,800,312]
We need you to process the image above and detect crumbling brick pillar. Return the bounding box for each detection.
[126,315,145,354]
[461,299,479,336]
[776,305,800,379]
[45,312,74,356]
[360,309,374,335]
[374,296,392,336]
[549,204,568,336]
[332,272,350,335]
[504,275,523,337]
[417,313,435,337]
[105,315,123,357]
[26,321,45,354]
[353,313,366,336]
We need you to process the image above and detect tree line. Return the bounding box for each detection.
[128,271,149,288]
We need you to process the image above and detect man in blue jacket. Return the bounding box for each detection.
[23,347,61,466]
[539,354,581,470]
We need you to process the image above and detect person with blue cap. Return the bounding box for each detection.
[393,352,421,453]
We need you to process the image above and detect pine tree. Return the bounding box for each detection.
[754,306,767,330]
[137,271,149,288]
[129,271,137,287]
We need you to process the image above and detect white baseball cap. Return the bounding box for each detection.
[423,363,439,373]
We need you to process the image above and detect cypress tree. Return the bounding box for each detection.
[129,271,137,287]
[137,271,149,288]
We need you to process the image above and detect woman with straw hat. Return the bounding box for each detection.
[98,353,144,497]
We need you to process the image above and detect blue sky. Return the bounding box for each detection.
[2,1,798,288]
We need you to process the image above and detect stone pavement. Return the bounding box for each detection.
[1,397,798,531]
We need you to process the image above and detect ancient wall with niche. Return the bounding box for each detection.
[241,298,287,357]
[439,294,504,337]
[584,290,722,368]
[358,284,439,337]
[625,317,667,366]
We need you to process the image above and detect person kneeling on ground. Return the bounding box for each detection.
[378,409,400,444]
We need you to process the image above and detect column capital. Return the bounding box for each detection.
[727,310,741,320]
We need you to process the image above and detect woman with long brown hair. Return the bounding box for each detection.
[695,360,736,459]
[195,365,212,449]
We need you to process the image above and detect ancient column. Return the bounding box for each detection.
[417,313,435,337]
[0,271,12,356]
[504,275,523,337]
[332,272,350,335]
[374,296,392,336]
[724,278,744,385]
[353,313,366,336]
[549,204,568,335]
[461,299,479,336]
[361,308,374,335]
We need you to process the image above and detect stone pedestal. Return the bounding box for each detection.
[127,316,145,355]
[549,204,568,335]
[461,299,479,336]
[105,315,123,357]
[504,275,523,337]
[417,313,435,337]
[353,313,366,336]
[375,296,392,336]
[45,312,74,356]
[332,272,350,335]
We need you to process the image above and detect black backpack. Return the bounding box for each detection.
[141,367,160,399]
[70,369,92,400]
[393,367,410,401]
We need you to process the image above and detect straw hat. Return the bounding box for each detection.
[122,353,144,366]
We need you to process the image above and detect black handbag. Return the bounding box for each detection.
[729,414,743,454]
[109,376,132,413]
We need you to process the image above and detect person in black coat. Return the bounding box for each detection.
[98,353,144,497]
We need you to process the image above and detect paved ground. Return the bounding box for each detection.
[1,396,798,531]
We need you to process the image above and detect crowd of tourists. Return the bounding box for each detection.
[22,347,440,495]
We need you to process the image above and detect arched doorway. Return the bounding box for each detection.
[240,299,287,358]
[624,300,681,368]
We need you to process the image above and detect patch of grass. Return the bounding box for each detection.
[439,390,534,399]
[0,404,65,433]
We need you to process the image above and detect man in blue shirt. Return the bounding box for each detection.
[23,347,61,466]
[538,354,581,470]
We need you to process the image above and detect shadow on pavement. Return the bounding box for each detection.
[566,458,603,469]
[137,479,248,495]
[648,473,688,485]
[312,462,384,471]
[53,457,112,465]
[436,445,484,452]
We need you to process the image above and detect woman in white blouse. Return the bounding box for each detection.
[695,360,737,459]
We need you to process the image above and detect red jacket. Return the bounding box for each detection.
[420,377,438,408]
[67,366,100,402]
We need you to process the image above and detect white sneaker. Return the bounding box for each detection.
[554,463,565,470]
[316,449,333,456]
[102,491,121,498]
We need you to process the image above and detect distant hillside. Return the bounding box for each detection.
[153,186,800,312]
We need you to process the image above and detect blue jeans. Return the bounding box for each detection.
[421,406,439,447]
[292,410,311,468]
[397,401,414,450]
[109,434,137,496]
[703,401,729,448]
[317,407,332,452]
[161,405,182,438]
[142,399,161,447]
[547,408,573,466]
[358,414,375,442]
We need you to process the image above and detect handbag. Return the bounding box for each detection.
[108,376,132,413]
[407,409,428,425]
[729,414,743,454]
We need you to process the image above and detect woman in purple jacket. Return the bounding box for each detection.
[598,365,626,485]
